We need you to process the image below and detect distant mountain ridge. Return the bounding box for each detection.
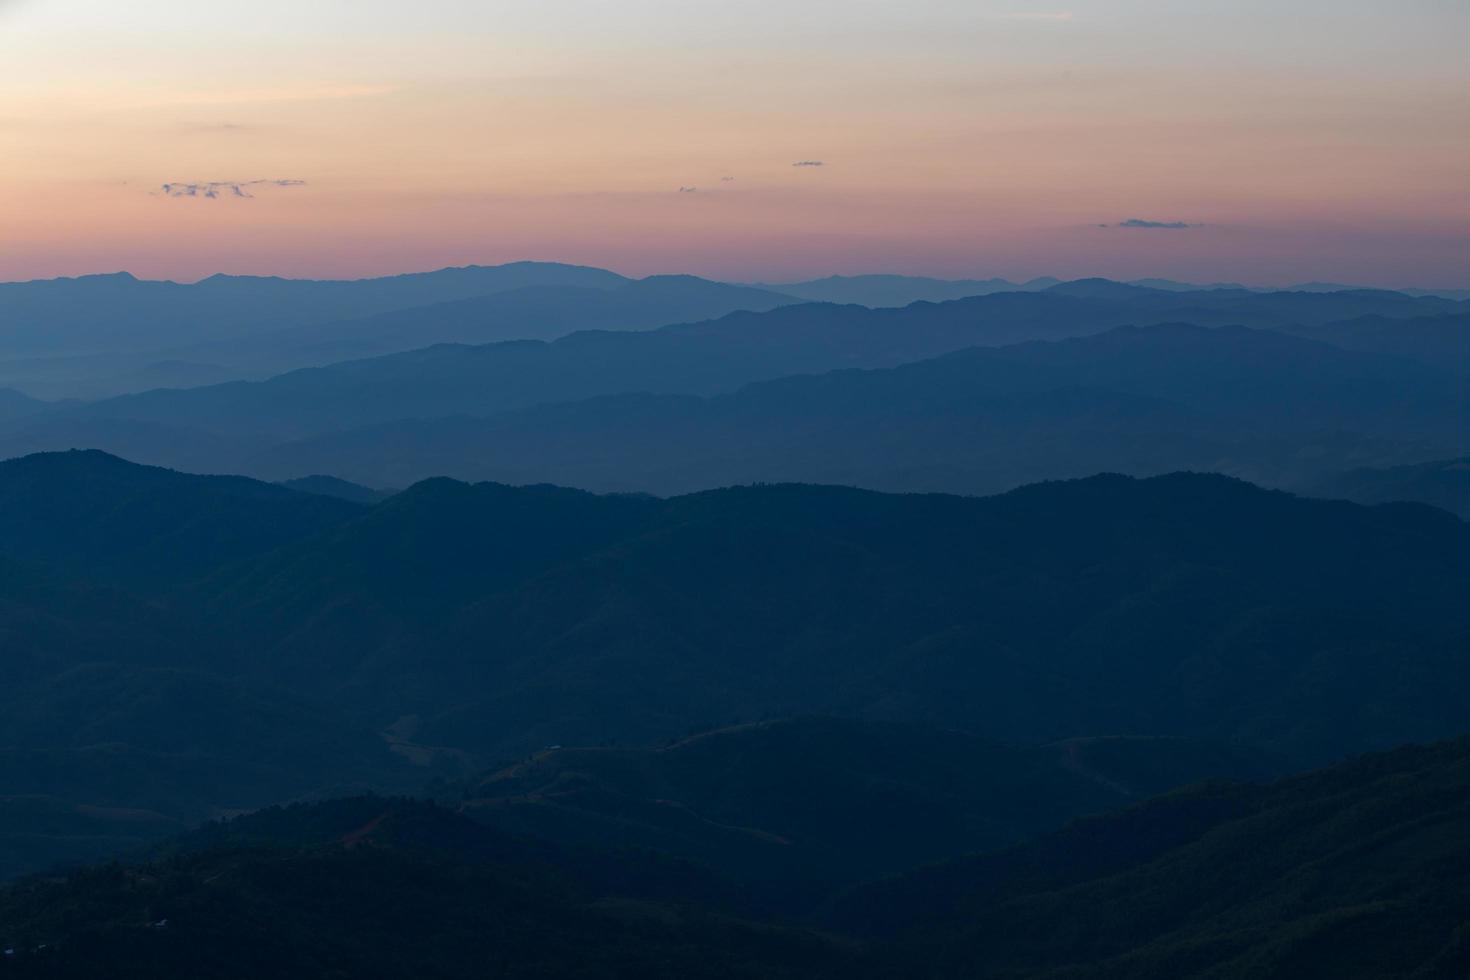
[0,262,629,356]
[5,267,1464,400]
[243,321,1470,494]
[1309,455,1470,519]
[755,273,1470,307]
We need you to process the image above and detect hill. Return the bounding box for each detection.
[212,275,797,375]
[0,797,840,979]
[0,450,359,587]
[246,323,1470,494]
[0,389,48,424]
[458,718,1275,910]
[1309,455,1470,519]
[0,263,628,399]
[9,284,1463,473]
[7,737,1470,978]
[278,475,393,504]
[5,452,1470,877]
[1283,313,1470,374]
[755,274,1028,305]
[0,262,627,359]
[838,737,1470,979]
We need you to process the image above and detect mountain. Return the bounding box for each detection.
[754,274,1025,305]
[459,717,1275,910]
[248,323,1470,494]
[10,452,1470,767]
[1309,455,1470,519]
[0,262,628,358]
[0,450,359,588]
[278,475,393,505]
[758,275,1259,307]
[838,736,1470,979]
[0,796,841,979]
[27,283,1461,453]
[168,461,1470,769]
[1127,277,1252,291]
[6,737,1470,979]
[1291,281,1470,301]
[0,414,271,477]
[179,275,800,379]
[6,452,1470,880]
[0,544,405,878]
[385,473,1470,766]
[1282,313,1470,375]
[0,389,47,424]
[0,262,630,399]
[48,293,1123,441]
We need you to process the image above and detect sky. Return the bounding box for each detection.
[1,0,1467,285]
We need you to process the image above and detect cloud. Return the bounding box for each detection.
[159,179,307,200]
[792,160,825,168]
[721,176,735,182]
[1105,218,1196,229]
[678,186,698,193]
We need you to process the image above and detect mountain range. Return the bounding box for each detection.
[244,321,1470,495]
[4,282,1467,508]
[3,450,1470,880]
[6,734,1470,978]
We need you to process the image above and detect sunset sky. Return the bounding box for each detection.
[2,0,1467,285]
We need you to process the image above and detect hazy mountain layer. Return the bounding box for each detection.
[246,322,1470,494]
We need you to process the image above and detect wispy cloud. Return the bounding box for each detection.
[792,160,825,168]
[1103,218,1196,229]
[678,186,698,193]
[159,179,307,200]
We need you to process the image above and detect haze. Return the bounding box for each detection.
[2,0,1467,286]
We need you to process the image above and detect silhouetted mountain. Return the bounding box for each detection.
[278,474,393,504]
[0,543,404,878]
[247,323,1470,494]
[0,797,840,979]
[0,263,626,357]
[189,275,799,377]
[1127,277,1251,291]
[459,717,1275,910]
[0,415,269,477]
[5,452,1470,882]
[0,450,358,588]
[838,737,1470,979]
[755,274,1025,305]
[1283,313,1470,374]
[1291,280,1470,301]
[1043,279,1462,321]
[1309,455,1470,518]
[24,284,1460,456]
[0,262,628,398]
[760,275,1259,307]
[7,738,1470,979]
[0,389,47,424]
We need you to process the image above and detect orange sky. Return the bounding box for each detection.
[2,1,1467,285]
